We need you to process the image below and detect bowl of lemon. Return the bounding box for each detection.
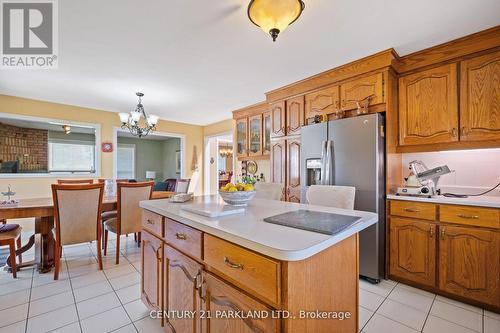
[219,182,256,206]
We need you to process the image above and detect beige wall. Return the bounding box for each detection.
[0,94,204,198]
[202,119,233,137]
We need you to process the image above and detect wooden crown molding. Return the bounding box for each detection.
[395,25,500,73]
[232,101,269,119]
[265,49,399,103]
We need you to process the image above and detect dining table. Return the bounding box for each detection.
[0,191,175,273]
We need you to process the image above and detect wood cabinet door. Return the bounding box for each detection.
[248,114,263,156]
[201,272,279,333]
[399,64,459,146]
[141,231,164,311]
[340,72,384,110]
[460,51,500,141]
[164,245,203,333]
[270,101,286,138]
[389,218,436,287]
[270,139,286,200]
[262,112,271,155]
[236,118,248,157]
[286,96,304,136]
[305,86,340,121]
[286,137,301,203]
[439,225,500,307]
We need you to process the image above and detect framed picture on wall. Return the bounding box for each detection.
[175,150,181,174]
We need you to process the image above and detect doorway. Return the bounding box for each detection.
[204,132,233,195]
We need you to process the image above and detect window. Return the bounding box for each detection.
[117,144,135,179]
[48,140,95,173]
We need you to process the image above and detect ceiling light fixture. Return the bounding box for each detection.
[248,0,305,42]
[118,92,159,138]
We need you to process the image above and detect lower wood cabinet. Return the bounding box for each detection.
[389,218,436,287]
[164,245,203,333]
[141,231,164,311]
[201,272,280,333]
[439,225,500,307]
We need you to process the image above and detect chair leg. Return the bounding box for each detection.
[134,233,137,242]
[9,240,17,278]
[104,230,108,256]
[96,232,103,271]
[101,222,105,250]
[137,232,141,248]
[16,234,22,264]
[115,234,120,265]
[53,240,60,280]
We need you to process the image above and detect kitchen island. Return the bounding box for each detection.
[139,196,378,333]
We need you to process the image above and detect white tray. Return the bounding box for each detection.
[181,203,245,218]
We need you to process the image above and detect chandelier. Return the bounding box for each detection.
[219,146,233,157]
[248,0,305,42]
[118,92,159,138]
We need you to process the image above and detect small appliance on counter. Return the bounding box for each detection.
[397,160,452,198]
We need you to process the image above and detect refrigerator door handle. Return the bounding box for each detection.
[325,140,333,185]
[320,140,327,185]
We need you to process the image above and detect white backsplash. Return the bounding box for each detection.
[402,149,500,196]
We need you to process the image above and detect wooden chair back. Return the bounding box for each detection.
[254,182,284,201]
[306,185,356,210]
[57,179,94,184]
[117,181,154,235]
[52,183,104,246]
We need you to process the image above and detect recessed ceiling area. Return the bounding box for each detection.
[0,0,499,125]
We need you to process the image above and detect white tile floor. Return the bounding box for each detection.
[1,233,499,333]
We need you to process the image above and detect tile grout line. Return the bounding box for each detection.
[360,281,399,332]
[419,293,436,332]
[24,267,35,333]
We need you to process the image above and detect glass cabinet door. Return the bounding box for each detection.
[248,115,262,156]
[263,112,271,155]
[236,118,248,157]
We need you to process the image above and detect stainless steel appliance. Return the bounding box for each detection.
[397,160,452,198]
[301,113,385,282]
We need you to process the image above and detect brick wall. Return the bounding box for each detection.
[0,122,48,172]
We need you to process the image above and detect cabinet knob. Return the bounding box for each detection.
[146,219,154,225]
[457,214,479,220]
[223,256,244,270]
[429,226,434,238]
[441,228,446,240]
[403,208,420,213]
[175,233,187,240]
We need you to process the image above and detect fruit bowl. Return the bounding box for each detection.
[219,190,256,206]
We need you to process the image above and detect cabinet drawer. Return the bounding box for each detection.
[204,234,280,306]
[165,218,202,260]
[142,210,163,237]
[390,201,436,220]
[439,205,500,229]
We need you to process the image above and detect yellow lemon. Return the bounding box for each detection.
[227,187,238,192]
[244,184,254,191]
[236,183,244,191]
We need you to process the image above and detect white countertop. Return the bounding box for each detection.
[387,194,500,208]
[140,196,378,261]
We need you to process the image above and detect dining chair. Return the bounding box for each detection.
[254,182,284,201]
[57,179,94,184]
[1,219,6,224]
[52,183,105,280]
[175,179,191,193]
[103,181,154,264]
[305,185,356,210]
[0,224,22,278]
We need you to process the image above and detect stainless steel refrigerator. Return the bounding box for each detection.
[301,113,385,282]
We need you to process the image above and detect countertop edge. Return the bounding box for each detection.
[139,201,378,262]
[386,194,500,209]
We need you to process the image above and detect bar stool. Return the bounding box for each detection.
[306,185,356,210]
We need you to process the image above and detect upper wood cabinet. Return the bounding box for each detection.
[286,96,304,136]
[236,118,248,157]
[286,137,301,203]
[141,231,163,312]
[389,218,436,287]
[248,114,263,156]
[263,112,271,155]
[399,64,459,146]
[460,50,500,142]
[305,85,340,121]
[164,245,202,333]
[270,101,286,138]
[439,225,500,307]
[341,72,384,110]
[201,272,279,333]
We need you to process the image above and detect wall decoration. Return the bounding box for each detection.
[191,146,199,172]
[102,142,113,153]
